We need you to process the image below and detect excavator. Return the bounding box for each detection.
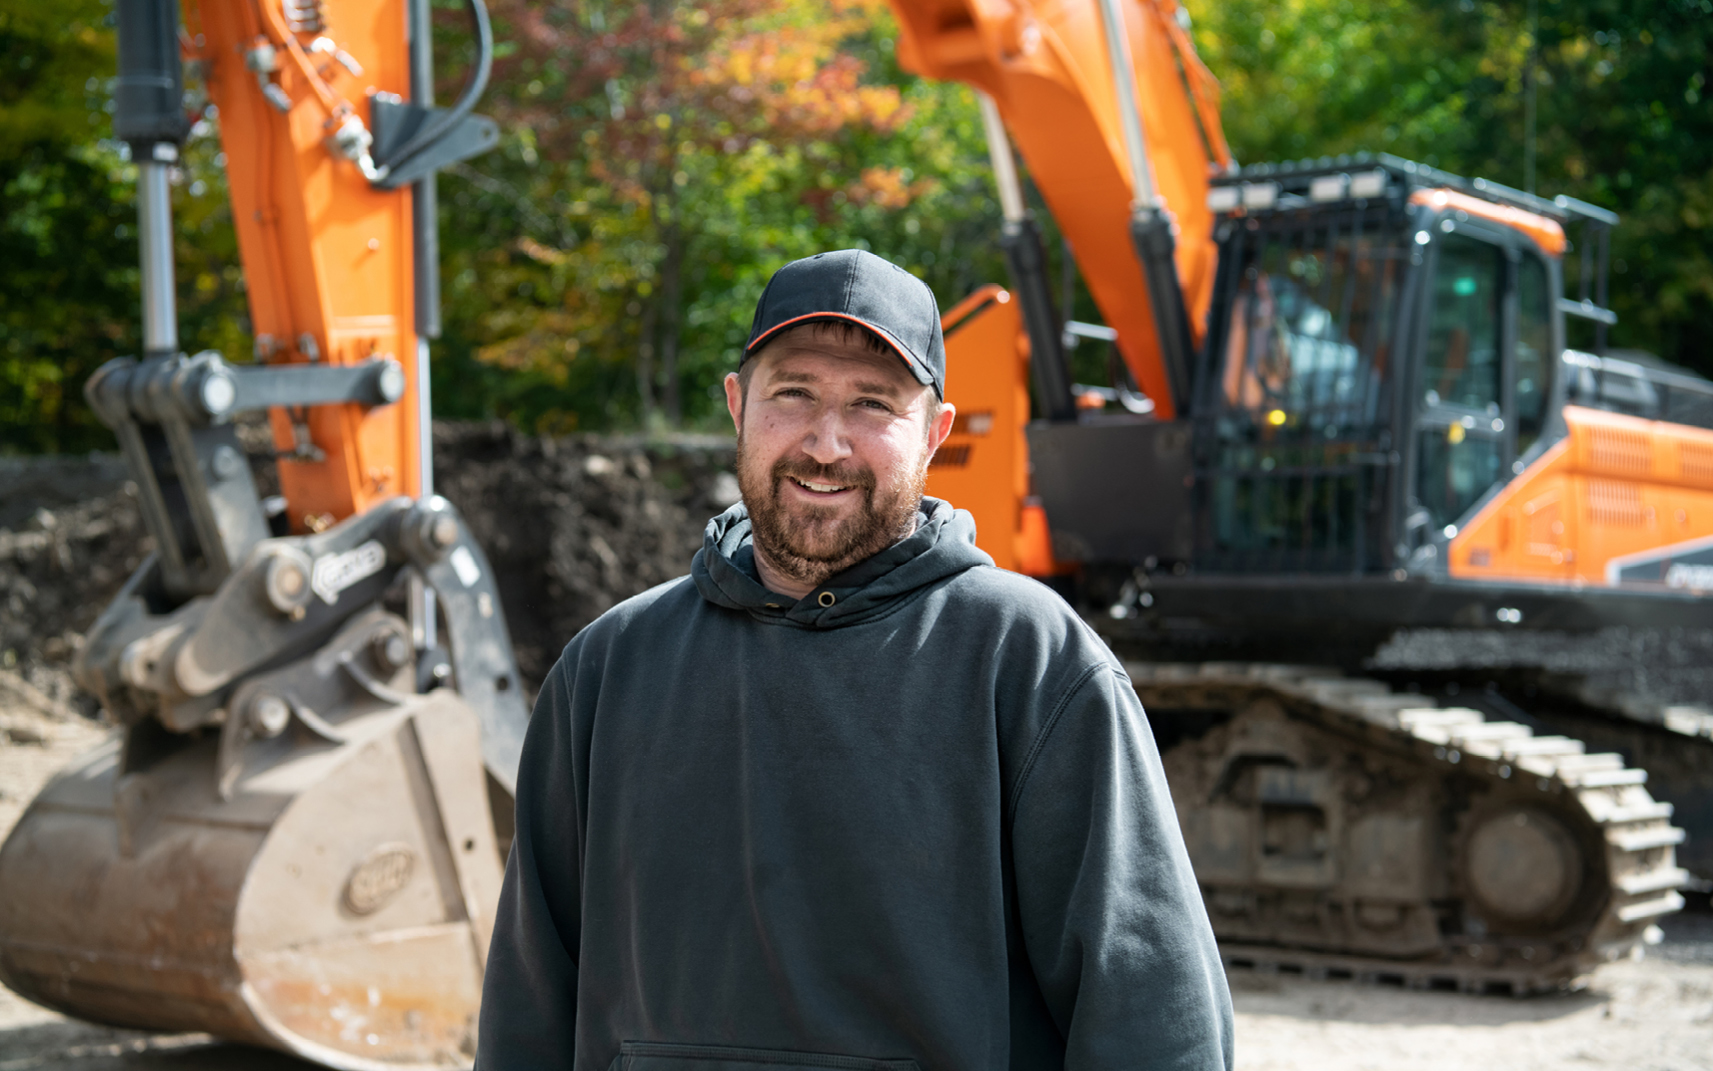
[0,0,1697,1066]
[905,0,1700,994]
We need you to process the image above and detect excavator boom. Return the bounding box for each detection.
[889,0,1229,420]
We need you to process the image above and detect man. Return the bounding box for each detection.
[477,249,1234,1070]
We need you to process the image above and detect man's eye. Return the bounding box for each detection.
[857,399,892,412]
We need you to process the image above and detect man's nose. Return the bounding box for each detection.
[799,405,853,465]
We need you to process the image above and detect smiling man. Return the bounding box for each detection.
[477,250,1233,1071]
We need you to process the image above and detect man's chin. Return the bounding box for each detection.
[773,520,864,566]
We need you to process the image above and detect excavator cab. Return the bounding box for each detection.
[1019,154,1713,644]
[1191,157,1578,579]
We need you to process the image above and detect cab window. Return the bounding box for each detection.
[1516,254,1554,451]
[1421,234,1502,412]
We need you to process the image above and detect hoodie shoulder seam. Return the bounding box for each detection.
[1005,661,1110,828]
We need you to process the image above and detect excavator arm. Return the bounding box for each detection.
[887,0,1232,419]
[0,3,520,1067]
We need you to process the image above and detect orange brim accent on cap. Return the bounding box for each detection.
[745,311,936,389]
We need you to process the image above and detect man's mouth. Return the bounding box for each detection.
[788,476,851,495]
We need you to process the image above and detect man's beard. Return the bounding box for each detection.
[736,431,928,592]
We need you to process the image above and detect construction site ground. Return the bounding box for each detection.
[2,432,1711,1070]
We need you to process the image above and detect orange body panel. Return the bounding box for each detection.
[926,287,1034,571]
[1451,406,1713,589]
[183,1,421,530]
[1409,188,1566,257]
[888,0,1229,421]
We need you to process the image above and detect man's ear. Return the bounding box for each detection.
[724,371,744,434]
[926,400,956,455]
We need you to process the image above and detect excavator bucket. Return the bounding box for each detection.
[0,486,528,1068]
[0,688,506,1069]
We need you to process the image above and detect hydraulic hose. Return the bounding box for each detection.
[380,0,492,177]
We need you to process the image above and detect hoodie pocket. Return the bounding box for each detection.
[614,1041,920,1071]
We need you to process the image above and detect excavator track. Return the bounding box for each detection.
[1129,662,1687,994]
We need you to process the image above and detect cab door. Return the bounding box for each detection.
[1403,217,1558,565]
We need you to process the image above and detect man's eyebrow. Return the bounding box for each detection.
[852,379,908,398]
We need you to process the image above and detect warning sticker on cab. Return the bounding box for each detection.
[312,540,388,604]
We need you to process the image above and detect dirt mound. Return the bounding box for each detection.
[0,425,737,704]
[0,485,151,716]
[432,423,737,687]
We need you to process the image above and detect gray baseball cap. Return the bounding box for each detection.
[742,249,946,399]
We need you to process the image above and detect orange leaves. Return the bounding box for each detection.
[483,0,911,206]
[685,12,907,139]
[516,236,570,266]
[845,166,933,209]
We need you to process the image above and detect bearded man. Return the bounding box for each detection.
[477,250,1233,1070]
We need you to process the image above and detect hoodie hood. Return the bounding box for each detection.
[691,496,992,628]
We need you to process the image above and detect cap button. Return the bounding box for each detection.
[817,592,836,608]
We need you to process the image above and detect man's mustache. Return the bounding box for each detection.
[769,456,876,496]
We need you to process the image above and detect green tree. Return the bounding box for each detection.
[1188,0,1713,373]
[434,0,1005,433]
[0,0,248,454]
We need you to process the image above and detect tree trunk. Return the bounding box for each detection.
[658,223,685,427]
[635,294,658,424]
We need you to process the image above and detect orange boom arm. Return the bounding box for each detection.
[184,0,423,530]
[887,0,1231,418]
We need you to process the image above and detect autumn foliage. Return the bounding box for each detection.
[455,0,957,427]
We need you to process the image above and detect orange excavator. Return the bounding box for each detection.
[904,0,1700,992]
[0,0,522,1065]
[0,0,1701,1065]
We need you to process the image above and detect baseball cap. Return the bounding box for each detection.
[742,249,946,400]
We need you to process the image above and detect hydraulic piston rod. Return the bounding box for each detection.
[137,154,178,356]
[1092,0,1196,415]
[976,91,1076,422]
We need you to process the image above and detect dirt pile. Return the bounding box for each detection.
[0,425,737,704]
[432,423,737,686]
[0,479,150,716]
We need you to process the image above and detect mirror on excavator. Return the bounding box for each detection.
[0,1,523,1067]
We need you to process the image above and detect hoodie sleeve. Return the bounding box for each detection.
[476,652,585,1068]
[1009,661,1235,1071]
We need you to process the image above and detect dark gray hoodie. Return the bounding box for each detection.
[477,499,1233,1070]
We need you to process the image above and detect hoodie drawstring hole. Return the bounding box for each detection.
[817,592,835,608]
